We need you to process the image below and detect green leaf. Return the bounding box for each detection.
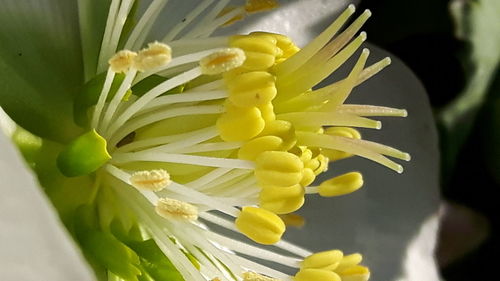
[0,0,84,142]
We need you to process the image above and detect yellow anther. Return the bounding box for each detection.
[155,197,198,221]
[255,151,304,187]
[130,169,171,191]
[258,102,276,122]
[322,127,361,161]
[335,253,363,272]
[238,136,284,161]
[295,269,341,281]
[318,172,363,197]
[235,206,286,245]
[243,271,281,281]
[109,50,137,73]
[230,35,278,70]
[259,120,297,151]
[210,278,222,281]
[300,168,316,187]
[245,0,279,13]
[251,32,301,60]
[134,42,172,71]
[337,265,370,281]
[226,71,277,107]
[200,48,246,75]
[216,102,265,141]
[302,250,343,270]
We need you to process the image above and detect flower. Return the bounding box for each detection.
[0,1,439,281]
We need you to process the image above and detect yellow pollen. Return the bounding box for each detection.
[245,0,279,13]
[200,48,246,75]
[130,169,171,191]
[243,271,281,281]
[155,197,198,221]
[109,50,137,73]
[134,41,172,71]
[235,206,285,245]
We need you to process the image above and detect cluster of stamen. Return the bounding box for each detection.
[60,1,412,280]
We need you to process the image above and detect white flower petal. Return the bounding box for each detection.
[0,131,94,281]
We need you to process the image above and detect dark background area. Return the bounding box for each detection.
[358,0,500,280]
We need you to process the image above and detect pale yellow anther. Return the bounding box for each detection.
[302,250,343,270]
[338,265,370,281]
[134,42,172,71]
[259,183,305,214]
[255,151,304,187]
[245,0,279,13]
[243,271,281,281]
[109,50,137,73]
[216,102,265,141]
[200,48,246,75]
[226,71,277,107]
[238,136,284,161]
[130,169,171,191]
[235,206,286,245]
[295,269,341,281]
[230,35,278,70]
[259,120,297,151]
[318,172,363,197]
[155,197,198,221]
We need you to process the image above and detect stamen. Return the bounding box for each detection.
[156,197,199,221]
[296,131,406,173]
[106,67,204,138]
[316,172,364,197]
[274,4,356,76]
[125,0,169,50]
[336,105,408,117]
[91,69,116,129]
[235,206,286,245]
[134,42,172,72]
[109,105,224,146]
[108,50,137,73]
[278,112,382,129]
[162,0,216,42]
[130,169,171,191]
[183,0,231,39]
[200,48,246,75]
[111,151,255,170]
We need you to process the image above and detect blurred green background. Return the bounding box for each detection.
[359,0,500,280]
